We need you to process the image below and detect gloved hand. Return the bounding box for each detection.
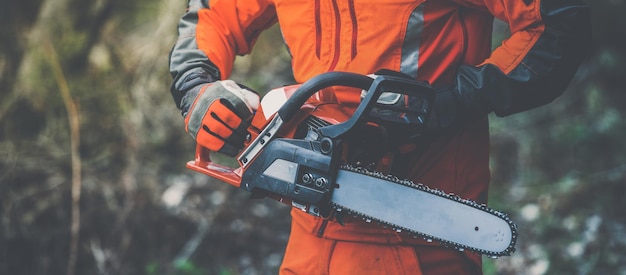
[362,68,492,141]
[357,70,433,143]
[181,80,260,156]
[425,89,463,133]
[426,65,493,135]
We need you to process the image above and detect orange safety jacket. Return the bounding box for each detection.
[170,0,590,273]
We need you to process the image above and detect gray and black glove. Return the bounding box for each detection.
[181,80,259,156]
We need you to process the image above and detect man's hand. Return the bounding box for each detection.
[182,80,260,156]
[426,89,462,133]
[426,65,493,135]
[362,68,492,141]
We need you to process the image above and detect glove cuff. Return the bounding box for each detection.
[172,67,219,110]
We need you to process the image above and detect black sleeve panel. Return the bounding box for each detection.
[457,0,591,117]
[168,0,221,109]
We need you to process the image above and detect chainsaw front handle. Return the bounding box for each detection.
[318,73,435,139]
[277,72,374,122]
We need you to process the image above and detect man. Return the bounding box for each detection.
[169,0,591,273]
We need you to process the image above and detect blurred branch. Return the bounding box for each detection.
[43,39,82,275]
[90,240,107,275]
[172,185,235,268]
[585,164,626,184]
[0,92,19,122]
[173,218,209,265]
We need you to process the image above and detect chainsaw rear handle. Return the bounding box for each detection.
[188,145,243,187]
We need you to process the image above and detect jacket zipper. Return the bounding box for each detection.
[315,0,358,71]
[348,0,358,59]
[315,0,322,58]
[328,0,342,71]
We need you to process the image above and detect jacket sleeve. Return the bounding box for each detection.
[169,0,277,110]
[450,0,592,117]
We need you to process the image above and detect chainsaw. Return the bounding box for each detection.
[186,71,517,257]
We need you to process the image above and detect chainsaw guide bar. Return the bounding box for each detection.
[331,164,517,257]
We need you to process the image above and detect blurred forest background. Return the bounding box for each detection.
[0,0,624,274]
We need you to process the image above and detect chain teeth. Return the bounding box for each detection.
[332,164,518,257]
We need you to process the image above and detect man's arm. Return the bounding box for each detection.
[169,0,220,110]
[431,0,591,130]
[169,0,276,155]
[169,0,277,110]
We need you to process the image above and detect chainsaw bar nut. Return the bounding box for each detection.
[315,177,328,188]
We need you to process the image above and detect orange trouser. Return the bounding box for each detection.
[279,211,482,275]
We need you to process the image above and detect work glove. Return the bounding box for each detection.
[363,68,492,141]
[181,80,260,156]
[426,65,493,134]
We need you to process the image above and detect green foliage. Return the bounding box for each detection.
[145,262,159,275]
[144,260,209,275]
[173,260,207,275]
